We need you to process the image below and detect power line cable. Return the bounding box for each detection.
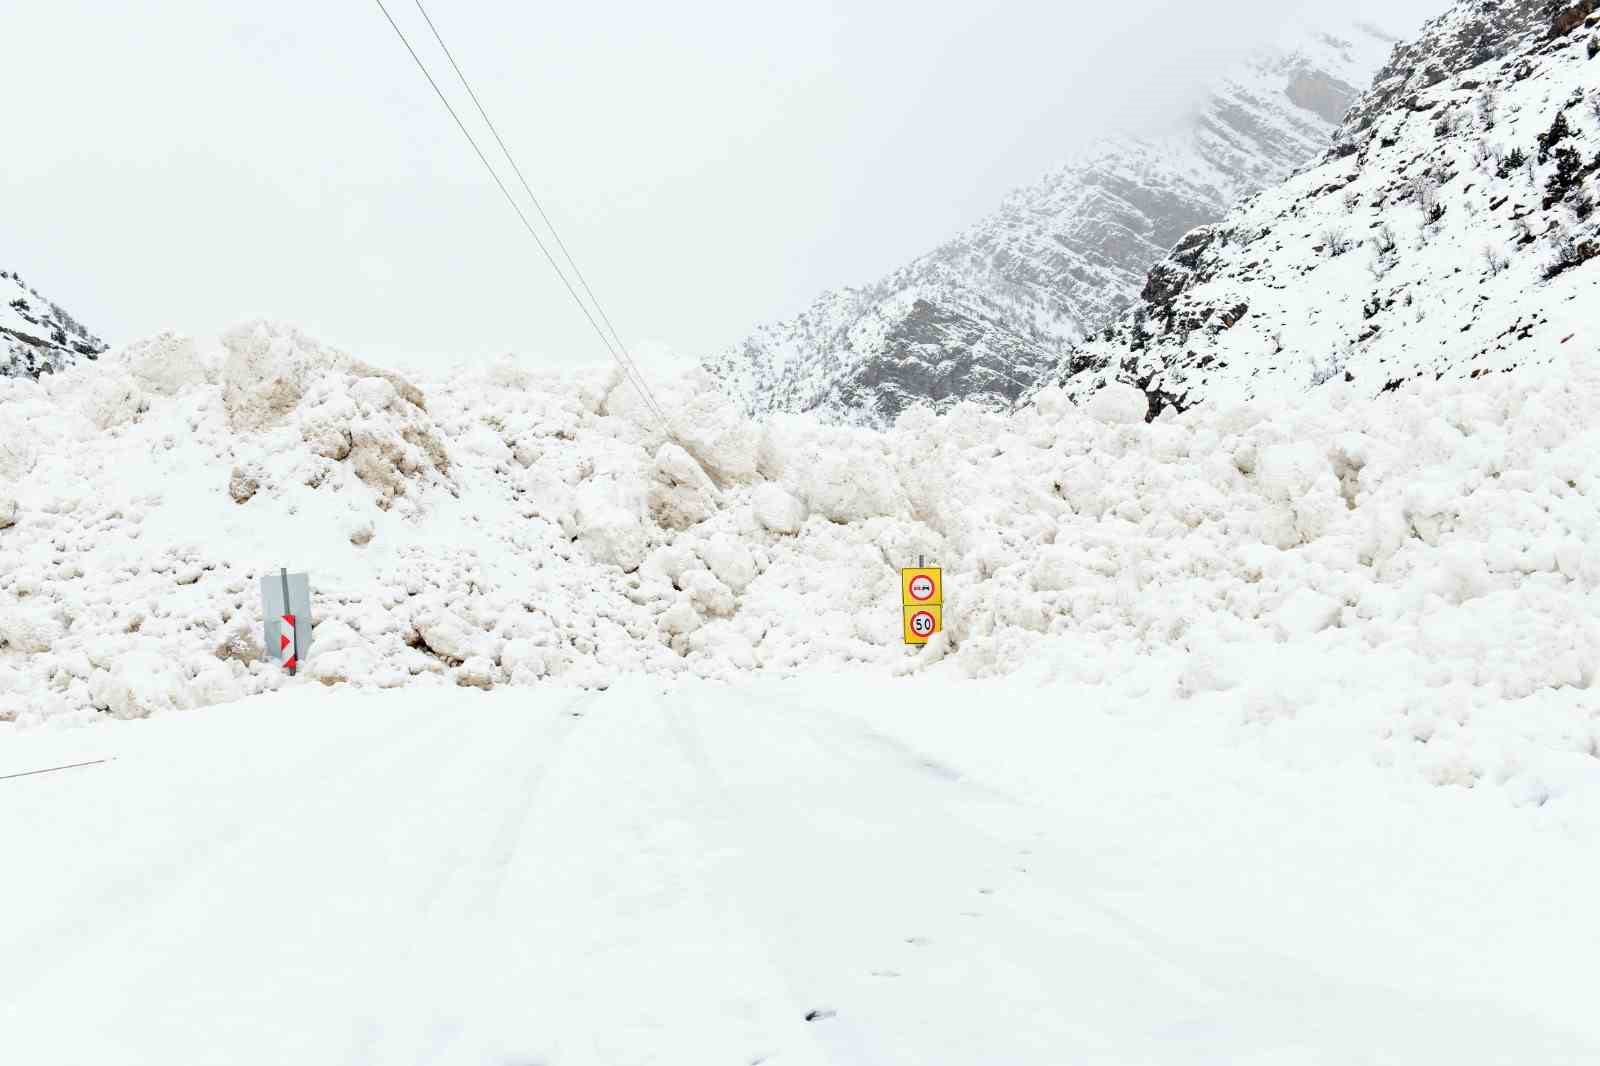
[407,0,666,425]
[371,0,670,432]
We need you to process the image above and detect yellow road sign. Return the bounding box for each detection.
[903,604,942,645]
[901,568,942,606]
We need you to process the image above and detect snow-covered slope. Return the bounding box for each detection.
[1053,0,1600,416]
[707,23,1397,428]
[1,270,107,379]
[3,321,1597,814]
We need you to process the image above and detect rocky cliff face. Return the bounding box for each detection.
[1334,1,1565,142]
[707,23,1397,428]
[1049,0,1600,419]
[2,270,107,379]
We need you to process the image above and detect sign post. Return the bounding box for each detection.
[261,570,313,673]
[901,564,943,646]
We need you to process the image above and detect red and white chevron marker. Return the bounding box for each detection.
[279,614,298,672]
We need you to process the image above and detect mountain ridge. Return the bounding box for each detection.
[2,270,107,379]
[706,22,1397,428]
[1046,0,1600,419]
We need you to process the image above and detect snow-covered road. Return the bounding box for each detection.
[4,678,1598,1065]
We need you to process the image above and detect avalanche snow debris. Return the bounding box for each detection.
[0,316,1595,805]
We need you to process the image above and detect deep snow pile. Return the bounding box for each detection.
[2,319,1598,802]
[1058,1,1600,414]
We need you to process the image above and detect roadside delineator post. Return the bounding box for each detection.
[902,561,943,646]
[279,568,298,675]
[261,570,313,674]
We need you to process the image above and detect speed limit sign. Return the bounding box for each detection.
[902,604,943,645]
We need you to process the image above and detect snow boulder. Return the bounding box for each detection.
[0,604,62,654]
[670,375,761,484]
[796,430,910,524]
[1087,383,1148,426]
[221,320,323,431]
[752,483,806,535]
[116,331,211,395]
[649,442,718,530]
[414,613,476,664]
[0,495,17,530]
[699,533,757,593]
[500,639,549,682]
[227,466,261,504]
[294,360,450,506]
[80,373,149,430]
[455,656,497,690]
[1255,441,1342,547]
[1274,588,1341,640]
[87,653,188,720]
[574,476,648,571]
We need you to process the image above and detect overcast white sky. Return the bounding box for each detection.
[4,0,1444,370]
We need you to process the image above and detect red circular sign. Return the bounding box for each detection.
[910,610,937,638]
[909,575,936,602]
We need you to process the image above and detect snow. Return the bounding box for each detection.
[0,7,1597,1055]
[3,678,1598,1064]
[0,317,1593,814]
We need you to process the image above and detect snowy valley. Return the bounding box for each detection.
[4,1,1600,1063]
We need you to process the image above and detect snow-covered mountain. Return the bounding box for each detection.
[1,270,107,379]
[706,22,1397,428]
[1051,0,1599,417]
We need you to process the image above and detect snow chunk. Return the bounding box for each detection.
[650,442,718,530]
[115,331,211,396]
[1275,588,1341,639]
[665,370,761,484]
[0,604,62,654]
[221,320,321,431]
[87,653,186,719]
[700,533,757,593]
[80,373,149,430]
[575,477,647,571]
[752,483,806,535]
[1087,383,1147,425]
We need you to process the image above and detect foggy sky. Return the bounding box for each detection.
[4,0,1447,372]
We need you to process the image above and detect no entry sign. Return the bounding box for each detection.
[901,566,943,645]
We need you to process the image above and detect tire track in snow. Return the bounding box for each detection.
[648,686,842,1066]
[671,691,1248,1064]
[468,690,596,916]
